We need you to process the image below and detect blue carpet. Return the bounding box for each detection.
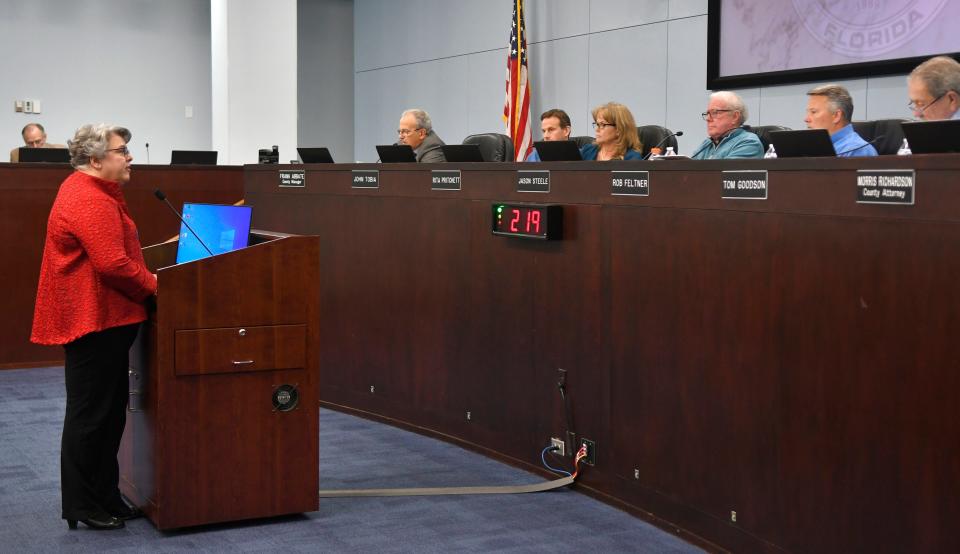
[0,366,702,553]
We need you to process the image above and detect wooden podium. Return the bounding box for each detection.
[119,231,319,530]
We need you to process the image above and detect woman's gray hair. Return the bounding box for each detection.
[67,124,132,169]
[401,109,433,133]
[711,91,749,125]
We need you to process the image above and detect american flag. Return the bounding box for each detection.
[504,0,532,162]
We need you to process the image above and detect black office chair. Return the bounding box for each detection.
[743,125,792,151]
[637,125,678,157]
[571,136,594,149]
[462,133,514,162]
[852,119,908,155]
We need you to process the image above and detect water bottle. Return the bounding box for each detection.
[664,146,676,157]
[763,144,777,159]
[897,138,912,156]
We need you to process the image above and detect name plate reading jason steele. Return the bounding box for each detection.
[517,170,550,193]
[611,171,650,196]
[856,170,915,205]
[721,170,768,200]
[278,169,305,187]
[351,170,379,189]
[431,170,461,191]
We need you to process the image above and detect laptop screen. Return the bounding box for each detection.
[175,203,253,264]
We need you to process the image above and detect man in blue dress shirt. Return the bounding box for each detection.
[525,109,572,162]
[805,84,877,157]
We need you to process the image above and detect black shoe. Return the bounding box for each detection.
[66,514,125,530]
[112,504,144,521]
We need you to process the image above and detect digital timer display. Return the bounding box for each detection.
[491,203,562,240]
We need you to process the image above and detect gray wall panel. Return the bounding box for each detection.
[527,36,591,137]
[299,0,354,162]
[668,0,708,19]
[466,49,514,141]
[666,15,709,154]
[525,0,589,43]
[865,75,912,121]
[589,0,668,33]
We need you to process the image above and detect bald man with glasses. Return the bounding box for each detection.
[10,123,66,162]
[396,108,446,163]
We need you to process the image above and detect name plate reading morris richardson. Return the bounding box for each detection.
[278,169,305,187]
[351,170,379,189]
[611,171,650,196]
[856,170,915,205]
[517,170,550,193]
[431,170,462,191]
[721,170,768,200]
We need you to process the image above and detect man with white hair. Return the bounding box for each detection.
[907,55,960,121]
[691,91,763,160]
[396,108,446,163]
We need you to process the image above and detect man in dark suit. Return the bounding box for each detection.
[397,109,446,163]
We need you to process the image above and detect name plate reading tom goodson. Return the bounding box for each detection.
[611,171,650,196]
[431,170,462,191]
[278,169,305,187]
[856,169,915,205]
[721,170,768,200]
[517,170,550,193]
[351,170,379,189]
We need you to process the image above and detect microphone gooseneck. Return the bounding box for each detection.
[153,188,214,257]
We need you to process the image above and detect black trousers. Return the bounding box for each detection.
[61,323,140,521]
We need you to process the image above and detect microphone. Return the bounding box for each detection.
[153,189,214,257]
[145,142,150,164]
[835,135,885,157]
[643,130,684,160]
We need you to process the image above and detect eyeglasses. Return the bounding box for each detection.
[397,127,423,137]
[592,121,615,130]
[701,109,734,120]
[908,93,945,115]
[105,145,130,156]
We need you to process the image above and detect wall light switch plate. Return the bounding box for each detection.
[185,105,193,118]
[14,100,24,112]
[31,100,41,113]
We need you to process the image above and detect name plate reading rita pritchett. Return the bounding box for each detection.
[351,170,379,189]
[517,170,550,193]
[721,170,768,200]
[856,170,915,205]
[431,170,462,191]
[611,171,650,196]
[278,170,305,187]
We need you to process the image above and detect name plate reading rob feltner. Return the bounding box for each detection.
[611,171,650,196]
[721,170,768,200]
[278,169,305,187]
[856,170,915,205]
[351,170,379,189]
[431,170,462,191]
[517,170,550,193]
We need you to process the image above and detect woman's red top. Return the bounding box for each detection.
[31,171,157,345]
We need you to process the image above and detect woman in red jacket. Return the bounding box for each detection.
[31,124,157,531]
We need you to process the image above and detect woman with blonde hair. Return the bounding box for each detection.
[580,102,643,160]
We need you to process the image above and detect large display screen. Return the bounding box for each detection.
[175,203,253,264]
[707,0,960,88]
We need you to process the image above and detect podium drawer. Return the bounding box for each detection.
[174,324,307,376]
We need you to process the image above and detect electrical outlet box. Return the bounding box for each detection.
[550,437,565,457]
[23,100,33,113]
[14,100,24,112]
[579,438,596,466]
[32,100,41,113]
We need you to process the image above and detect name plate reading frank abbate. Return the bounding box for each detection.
[278,169,305,187]
[517,170,550,193]
[431,170,462,191]
[611,171,650,196]
[721,170,768,200]
[856,170,915,205]
[351,170,379,189]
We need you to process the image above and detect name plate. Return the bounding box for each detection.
[856,170,915,205]
[352,170,379,189]
[431,170,462,191]
[278,169,305,187]
[517,170,550,193]
[721,170,768,200]
[611,171,650,196]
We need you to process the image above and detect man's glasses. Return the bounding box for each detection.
[397,128,423,137]
[592,121,615,130]
[908,93,945,115]
[701,109,734,120]
[105,145,130,156]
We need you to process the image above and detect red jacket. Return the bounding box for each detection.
[31,171,157,345]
